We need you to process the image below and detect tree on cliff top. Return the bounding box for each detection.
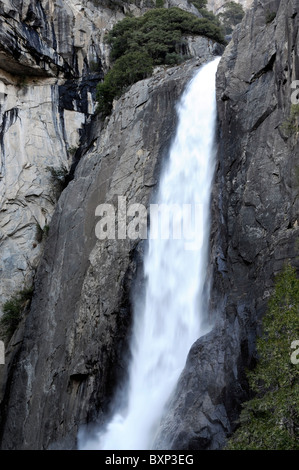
[226,264,299,450]
[96,7,225,117]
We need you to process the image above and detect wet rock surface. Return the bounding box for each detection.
[153,0,299,450]
[1,0,298,452]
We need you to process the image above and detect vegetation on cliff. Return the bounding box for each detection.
[218,1,245,35]
[0,286,34,340]
[227,264,299,450]
[191,0,245,36]
[96,7,225,116]
[190,0,223,28]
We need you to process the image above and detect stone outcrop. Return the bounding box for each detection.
[153,0,299,449]
[1,0,297,453]
[0,50,221,449]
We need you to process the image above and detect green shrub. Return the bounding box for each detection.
[97,51,153,116]
[17,75,28,89]
[1,287,34,339]
[191,0,208,9]
[46,165,68,193]
[35,223,50,243]
[266,10,276,24]
[68,146,78,156]
[43,224,50,237]
[107,8,225,61]
[191,0,222,29]
[226,264,299,450]
[47,165,68,182]
[165,52,184,65]
[89,60,101,72]
[97,7,225,116]
[281,104,299,137]
[35,223,44,243]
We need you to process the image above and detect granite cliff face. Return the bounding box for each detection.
[0,0,210,322]
[0,0,107,314]
[153,0,299,450]
[0,0,298,452]
[0,48,221,449]
[207,0,253,14]
[0,0,222,450]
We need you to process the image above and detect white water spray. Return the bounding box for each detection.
[79,56,220,450]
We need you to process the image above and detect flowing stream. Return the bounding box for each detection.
[79,56,220,450]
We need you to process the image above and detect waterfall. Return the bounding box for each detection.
[79,56,220,451]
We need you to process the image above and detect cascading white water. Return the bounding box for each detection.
[79,56,220,451]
